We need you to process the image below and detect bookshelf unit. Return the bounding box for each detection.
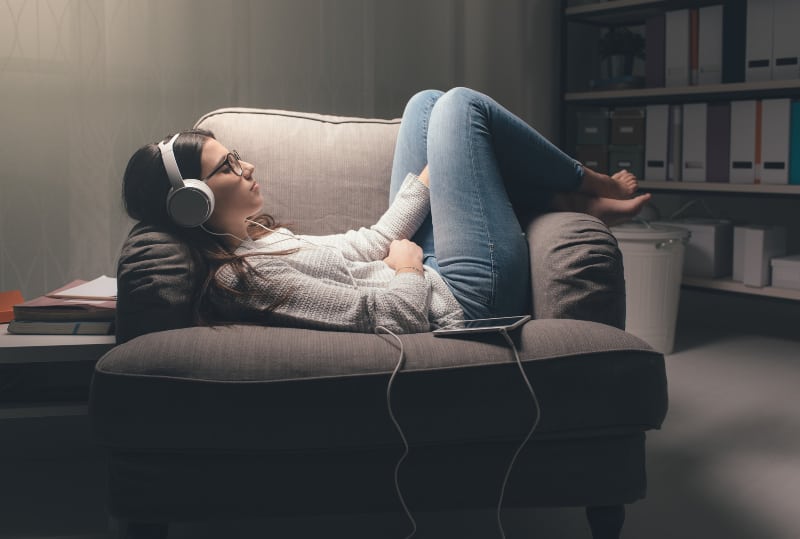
[560,0,800,301]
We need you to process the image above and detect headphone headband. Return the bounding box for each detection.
[158,133,186,191]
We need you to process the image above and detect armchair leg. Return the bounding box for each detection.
[585,505,625,539]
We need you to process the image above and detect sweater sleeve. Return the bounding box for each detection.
[212,254,433,334]
[297,173,430,262]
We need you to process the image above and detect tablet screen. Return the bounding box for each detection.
[433,315,530,336]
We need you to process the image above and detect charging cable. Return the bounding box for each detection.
[497,327,541,539]
[375,325,418,539]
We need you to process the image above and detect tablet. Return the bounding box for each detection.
[432,315,531,337]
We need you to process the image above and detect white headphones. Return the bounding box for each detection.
[158,133,215,227]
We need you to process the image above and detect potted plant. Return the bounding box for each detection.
[598,27,645,80]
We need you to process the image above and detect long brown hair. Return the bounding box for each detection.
[122,129,293,325]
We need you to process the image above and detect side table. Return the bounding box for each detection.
[0,324,116,419]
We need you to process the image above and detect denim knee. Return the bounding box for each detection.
[403,89,444,120]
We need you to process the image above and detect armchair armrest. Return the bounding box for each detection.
[526,212,626,329]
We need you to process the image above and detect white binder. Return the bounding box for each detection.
[645,105,669,181]
[729,100,757,184]
[668,104,683,182]
[760,98,791,184]
[698,5,723,85]
[746,0,774,81]
[665,10,690,87]
[771,0,800,80]
[682,103,708,182]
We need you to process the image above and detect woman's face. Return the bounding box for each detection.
[200,138,263,230]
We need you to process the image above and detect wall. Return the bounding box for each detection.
[0,0,559,299]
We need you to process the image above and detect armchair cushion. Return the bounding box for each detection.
[91,321,667,452]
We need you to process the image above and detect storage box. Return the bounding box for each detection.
[611,107,646,145]
[608,145,644,179]
[654,218,733,277]
[733,225,787,287]
[576,145,609,173]
[770,255,800,290]
[576,109,610,145]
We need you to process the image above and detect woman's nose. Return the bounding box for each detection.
[242,161,255,179]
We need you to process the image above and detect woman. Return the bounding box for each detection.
[122,87,650,333]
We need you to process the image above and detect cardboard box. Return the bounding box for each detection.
[771,254,800,290]
[733,225,787,287]
[576,145,609,173]
[654,219,733,277]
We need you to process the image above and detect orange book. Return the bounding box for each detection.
[689,8,699,85]
[0,290,24,323]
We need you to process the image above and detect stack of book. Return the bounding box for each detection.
[6,276,117,335]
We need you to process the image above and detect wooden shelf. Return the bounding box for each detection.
[565,79,800,105]
[566,0,722,25]
[638,181,800,196]
[682,276,800,301]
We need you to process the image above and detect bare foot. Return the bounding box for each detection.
[579,167,638,199]
[584,193,652,226]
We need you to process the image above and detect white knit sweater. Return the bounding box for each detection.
[212,173,464,333]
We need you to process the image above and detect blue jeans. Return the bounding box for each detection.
[389,88,584,320]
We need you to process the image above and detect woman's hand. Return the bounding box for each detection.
[383,239,424,273]
[418,165,430,187]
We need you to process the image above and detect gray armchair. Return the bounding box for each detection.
[89,108,667,539]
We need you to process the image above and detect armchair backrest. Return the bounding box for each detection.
[194,108,401,235]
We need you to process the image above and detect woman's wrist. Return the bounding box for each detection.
[395,265,424,275]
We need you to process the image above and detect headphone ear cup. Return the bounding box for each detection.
[166,179,215,227]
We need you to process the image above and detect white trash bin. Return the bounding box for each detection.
[611,222,690,355]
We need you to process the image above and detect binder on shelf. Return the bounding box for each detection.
[645,13,666,88]
[665,9,691,87]
[706,102,731,183]
[745,0,774,82]
[689,8,699,85]
[682,103,708,182]
[698,5,723,85]
[645,104,669,180]
[790,100,800,185]
[667,104,683,181]
[722,0,747,83]
[760,99,791,184]
[729,100,758,184]
[771,0,800,80]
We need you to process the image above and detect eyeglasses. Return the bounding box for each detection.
[201,150,243,181]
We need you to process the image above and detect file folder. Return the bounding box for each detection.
[745,0,774,81]
[729,100,757,183]
[682,103,708,182]
[771,0,800,80]
[646,14,666,88]
[668,104,683,181]
[665,10,690,87]
[698,5,723,85]
[645,104,669,180]
[790,100,800,185]
[722,0,747,83]
[706,102,731,183]
[760,98,791,184]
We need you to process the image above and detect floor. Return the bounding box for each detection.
[1,310,799,538]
